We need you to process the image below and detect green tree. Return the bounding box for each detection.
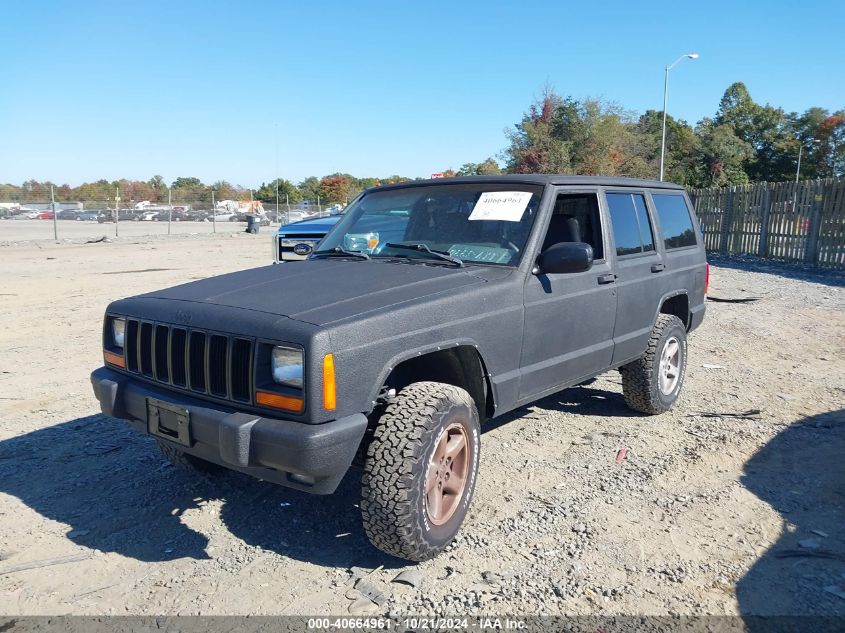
[635,110,698,183]
[171,176,202,189]
[691,119,754,187]
[457,158,502,176]
[505,90,571,174]
[254,179,302,204]
[210,180,241,200]
[715,82,792,181]
[297,176,321,202]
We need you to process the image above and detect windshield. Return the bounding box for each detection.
[316,183,544,266]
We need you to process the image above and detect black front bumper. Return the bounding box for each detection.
[90,367,367,494]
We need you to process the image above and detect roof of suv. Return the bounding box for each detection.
[370,174,683,191]
[372,174,685,193]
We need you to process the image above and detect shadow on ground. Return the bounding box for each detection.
[0,414,401,570]
[737,408,845,622]
[0,383,629,571]
[708,254,845,288]
[482,381,636,434]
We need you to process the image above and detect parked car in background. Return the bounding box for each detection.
[139,211,159,221]
[77,212,101,221]
[154,209,189,222]
[13,210,40,219]
[98,210,140,223]
[57,209,81,220]
[187,209,212,222]
[36,211,55,220]
[211,211,237,222]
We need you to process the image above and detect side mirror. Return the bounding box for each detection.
[536,242,594,274]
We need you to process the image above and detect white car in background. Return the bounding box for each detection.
[211,211,237,222]
[13,210,40,219]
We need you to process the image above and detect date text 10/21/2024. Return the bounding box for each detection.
[306,617,528,630]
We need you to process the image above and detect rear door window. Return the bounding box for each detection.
[652,194,697,249]
[606,193,656,257]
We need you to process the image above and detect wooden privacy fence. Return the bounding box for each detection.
[688,178,845,269]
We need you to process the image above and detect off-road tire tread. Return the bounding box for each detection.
[620,314,686,415]
[361,381,477,561]
[157,439,222,474]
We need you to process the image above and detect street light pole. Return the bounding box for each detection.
[660,53,699,181]
[51,185,57,241]
[795,144,804,185]
[792,138,820,213]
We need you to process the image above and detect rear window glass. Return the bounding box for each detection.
[652,194,697,249]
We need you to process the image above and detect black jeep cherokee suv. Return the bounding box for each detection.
[91,175,707,561]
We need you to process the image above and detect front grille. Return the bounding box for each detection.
[278,236,322,259]
[123,319,254,404]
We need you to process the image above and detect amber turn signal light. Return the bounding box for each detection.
[255,390,303,413]
[103,350,125,368]
[323,353,337,411]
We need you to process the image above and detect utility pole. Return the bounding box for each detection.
[285,194,290,225]
[51,185,57,241]
[211,190,216,234]
[317,194,321,215]
[274,122,280,225]
[115,186,120,237]
[168,189,172,235]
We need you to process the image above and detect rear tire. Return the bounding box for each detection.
[620,314,687,415]
[156,440,223,474]
[361,381,480,561]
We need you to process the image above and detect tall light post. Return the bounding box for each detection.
[796,138,820,184]
[792,137,820,213]
[660,53,699,181]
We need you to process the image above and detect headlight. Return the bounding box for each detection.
[271,346,303,388]
[111,318,126,348]
[343,232,379,253]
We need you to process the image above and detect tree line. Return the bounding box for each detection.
[2,81,842,207]
[502,82,843,186]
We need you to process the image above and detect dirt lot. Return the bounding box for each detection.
[0,234,843,617]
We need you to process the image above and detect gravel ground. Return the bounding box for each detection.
[0,234,843,617]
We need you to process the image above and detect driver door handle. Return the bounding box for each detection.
[651,263,666,273]
[597,273,616,285]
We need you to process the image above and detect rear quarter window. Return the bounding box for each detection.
[652,194,697,249]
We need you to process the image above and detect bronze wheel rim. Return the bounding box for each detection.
[424,422,470,526]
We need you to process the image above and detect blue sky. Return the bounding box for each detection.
[2,0,843,188]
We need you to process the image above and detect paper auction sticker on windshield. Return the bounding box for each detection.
[468,191,532,222]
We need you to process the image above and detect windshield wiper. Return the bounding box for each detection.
[384,243,463,267]
[311,246,369,260]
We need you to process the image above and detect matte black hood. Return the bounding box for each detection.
[139,259,487,325]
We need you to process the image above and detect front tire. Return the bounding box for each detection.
[620,314,688,415]
[361,381,480,561]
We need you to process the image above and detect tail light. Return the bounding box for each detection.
[704,263,710,296]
